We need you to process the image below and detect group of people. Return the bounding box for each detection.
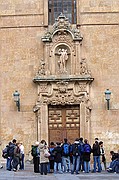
[1,137,119,175]
[2,139,24,172]
[31,137,119,175]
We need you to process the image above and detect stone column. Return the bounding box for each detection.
[40,104,49,143]
[43,0,48,26]
[80,102,85,138]
[75,41,80,75]
[36,110,41,142]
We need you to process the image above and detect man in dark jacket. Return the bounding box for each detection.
[92,138,101,173]
[83,139,91,173]
[52,142,63,174]
[61,138,71,172]
[71,138,81,174]
[7,139,17,171]
[79,137,84,172]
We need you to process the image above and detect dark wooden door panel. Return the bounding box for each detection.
[66,129,80,143]
[49,129,63,143]
[48,105,80,144]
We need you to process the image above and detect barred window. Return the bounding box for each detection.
[48,0,77,25]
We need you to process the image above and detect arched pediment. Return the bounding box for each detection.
[42,13,83,42]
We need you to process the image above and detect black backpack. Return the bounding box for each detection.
[73,144,79,156]
[8,145,15,156]
[2,146,9,159]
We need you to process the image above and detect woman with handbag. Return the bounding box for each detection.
[39,140,50,175]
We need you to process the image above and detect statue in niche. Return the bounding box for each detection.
[80,58,88,75]
[37,59,46,75]
[85,95,92,122]
[58,48,68,72]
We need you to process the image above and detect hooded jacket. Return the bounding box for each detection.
[39,143,49,163]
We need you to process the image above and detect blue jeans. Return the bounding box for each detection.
[54,162,62,173]
[62,156,71,172]
[79,154,84,171]
[93,156,101,172]
[20,154,24,170]
[7,156,13,170]
[84,161,90,173]
[110,159,119,173]
[41,163,47,175]
[47,162,50,173]
[71,156,80,174]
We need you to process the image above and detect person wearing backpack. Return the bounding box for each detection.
[13,143,21,171]
[61,138,71,173]
[31,141,40,173]
[79,137,84,172]
[92,138,101,173]
[48,142,55,173]
[7,139,17,171]
[39,140,49,175]
[71,138,81,174]
[52,142,63,174]
[83,139,91,173]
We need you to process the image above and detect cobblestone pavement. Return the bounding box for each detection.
[0,163,119,180]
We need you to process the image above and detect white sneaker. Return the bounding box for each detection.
[13,168,17,172]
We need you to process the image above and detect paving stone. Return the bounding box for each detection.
[0,163,118,180]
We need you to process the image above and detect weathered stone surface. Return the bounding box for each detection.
[0,0,119,161]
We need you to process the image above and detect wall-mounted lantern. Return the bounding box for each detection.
[105,89,111,110]
[13,90,20,112]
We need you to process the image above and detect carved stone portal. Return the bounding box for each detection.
[33,14,94,143]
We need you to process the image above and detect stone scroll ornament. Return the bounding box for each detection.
[80,58,91,77]
[58,48,68,73]
[37,59,46,76]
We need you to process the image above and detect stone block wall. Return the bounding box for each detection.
[0,0,119,161]
[0,0,48,154]
[79,0,119,160]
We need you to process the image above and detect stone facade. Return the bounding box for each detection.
[0,0,119,161]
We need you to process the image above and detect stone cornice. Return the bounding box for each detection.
[33,75,94,84]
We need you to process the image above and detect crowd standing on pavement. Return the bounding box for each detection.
[0,137,119,175]
[1,139,24,172]
[31,137,119,175]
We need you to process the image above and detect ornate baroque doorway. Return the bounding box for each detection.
[48,105,80,143]
[33,14,94,143]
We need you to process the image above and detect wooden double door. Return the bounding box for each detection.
[48,105,80,144]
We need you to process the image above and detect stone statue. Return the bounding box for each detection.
[58,48,68,72]
[85,95,92,122]
[80,58,88,75]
